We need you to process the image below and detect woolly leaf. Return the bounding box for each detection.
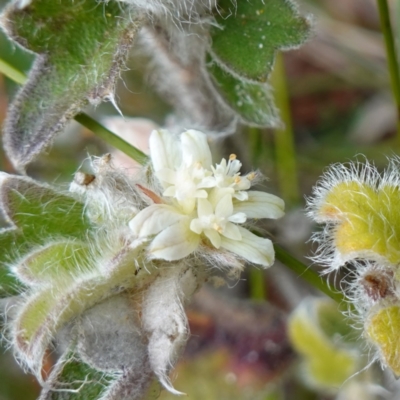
[0,174,89,241]
[1,0,138,170]
[288,298,358,390]
[14,241,92,286]
[317,301,355,343]
[367,305,400,376]
[13,244,153,371]
[0,228,22,295]
[316,181,400,265]
[77,295,161,400]
[39,351,114,400]
[208,61,280,127]
[0,174,90,296]
[210,0,311,82]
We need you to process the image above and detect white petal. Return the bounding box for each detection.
[220,227,274,267]
[208,187,234,207]
[228,159,242,175]
[129,205,185,237]
[149,220,200,260]
[149,130,180,172]
[215,193,233,218]
[156,168,176,185]
[199,176,216,188]
[233,191,285,219]
[204,228,221,248]
[228,212,247,224]
[190,218,203,234]
[162,186,176,197]
[179,197,196,214]
[195,189,208,199]
[181,130,212,168]
[235,178,251,191]
[222,223,242,241]
[233,191,249,201]
[197,198,213,217]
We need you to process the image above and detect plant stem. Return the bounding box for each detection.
[274,245,346,305]
[249,268,266,301]
[0,59,27,85]
[0,56,344,306]
[271,53,300,206]
[377,0,400,140]
[0,58,149,166]
[74,113,148,166]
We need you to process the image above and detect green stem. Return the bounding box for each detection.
[377,0,400,140]
[249,268,266,301]
[0,58,149,166]
[0,59,27,85]
[0,55,345,307]
[74,113,148,166]
[274,245,347,305]
[271,53,300,206]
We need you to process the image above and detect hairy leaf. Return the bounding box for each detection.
[13,243,154,371]
[0,174,90,295]
[208,61,280,127]
[1,0,139,170]
[210,0,311,82]
[39,351,114,400]
[14,241,92,286]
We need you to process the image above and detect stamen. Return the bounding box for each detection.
[229,154,237,161]
[247,172,256,181]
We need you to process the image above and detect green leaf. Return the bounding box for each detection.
[208,61,280,127]
[13,243,153,369]
[1,0,139,170]
[39,351,114,400]
[14,241,92,286]
[288,298,359,390]
[210,0,311,82]
[0,174,90,296]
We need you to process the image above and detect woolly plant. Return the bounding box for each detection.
[0,0,311,171]
[0,0,315,398]
[308,158,400,378]
[0,129,285,399]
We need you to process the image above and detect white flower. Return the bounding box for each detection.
[211,154,254,201]
[190,194,246,248]
[129,129,285,267]
[150,129,215,214]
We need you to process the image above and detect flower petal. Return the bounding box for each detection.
[208,187,234,207]
[234,191,249,201]
[204,228,221,248]
[216,193,233,218]
[181,130,212,168]
[222,222,242,241]
[197,198,213,217]
[233,191,285,219]
[228,212,247,224]
[149,219,200,260]
[156,168,176,185]
[199,176,216,188]
[190,218,203,234]
[129,205,185,237]
[149,130,180,172]
[220,227,275,267]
